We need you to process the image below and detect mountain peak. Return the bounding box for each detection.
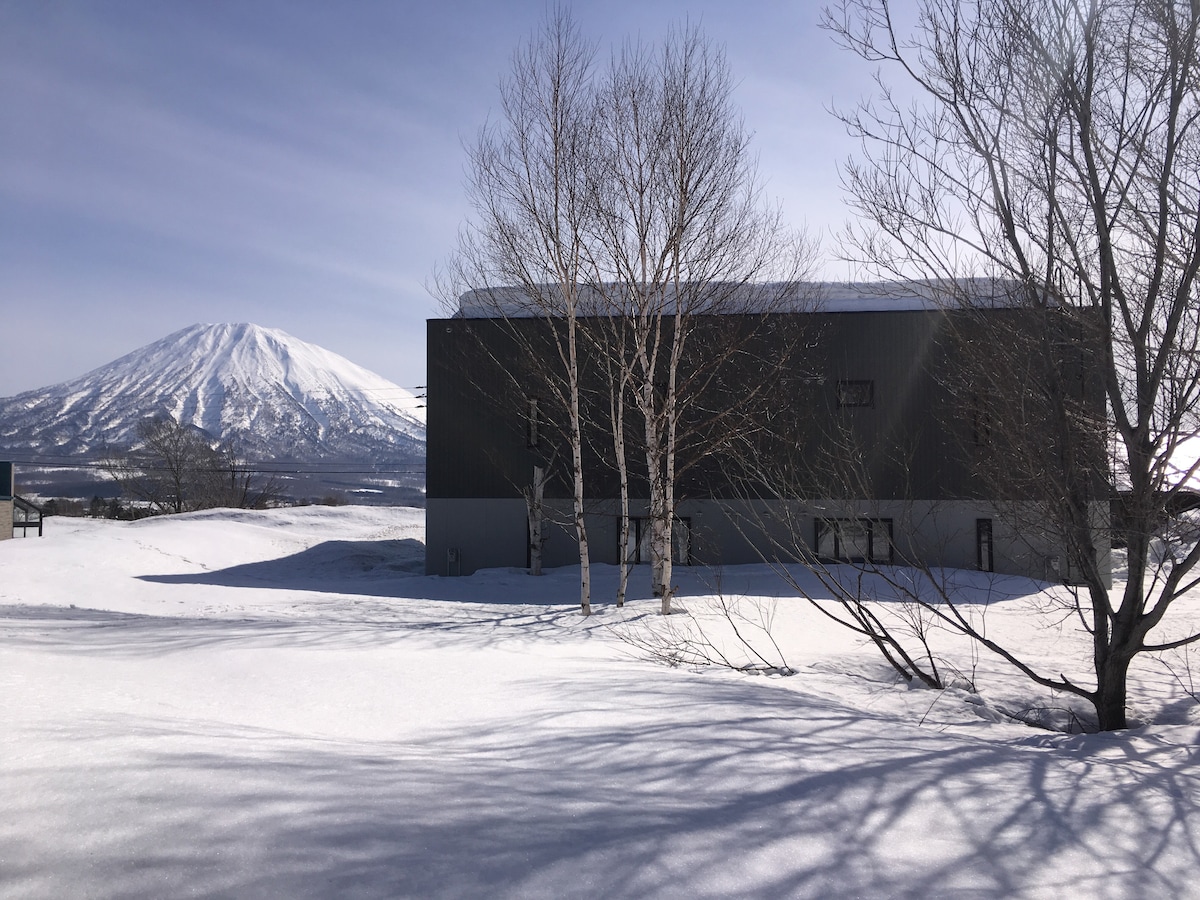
[0,323,425,469]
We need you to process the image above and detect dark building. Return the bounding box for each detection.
[426,282,1109,584]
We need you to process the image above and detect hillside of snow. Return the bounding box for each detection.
[0,323,425,464]
[3,507,1200,898]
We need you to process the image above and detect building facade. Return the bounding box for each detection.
[425,285,1110,584]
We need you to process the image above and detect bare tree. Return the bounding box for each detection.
[586,28,817,613]
[447,9,599,614]
[102,416,277,514]
[822,0,1200,730]
[600,325,633,606]
[209,439,280,511]
[102,416,212,514]
[444,11,816,615]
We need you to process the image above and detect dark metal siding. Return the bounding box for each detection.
[427,309,1102,503]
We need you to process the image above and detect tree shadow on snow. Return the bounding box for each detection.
[6,670,1200,900]
[0,599,616,656]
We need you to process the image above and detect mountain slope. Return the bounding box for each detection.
[0,324,425,466]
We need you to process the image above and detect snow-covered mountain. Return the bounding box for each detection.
[0,324,425,468]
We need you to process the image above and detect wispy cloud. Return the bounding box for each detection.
[0,0,876,395]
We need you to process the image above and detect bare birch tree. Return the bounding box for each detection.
[448,9,599,614]
[447,11,815,615]
[600,323,634,606]
[822,0,1200,730]
[587,28,816,613]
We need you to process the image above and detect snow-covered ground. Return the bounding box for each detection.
[3,507,1200,899]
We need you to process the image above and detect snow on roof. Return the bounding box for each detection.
[454,278,1031,318]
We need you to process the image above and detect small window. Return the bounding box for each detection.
[837,380,874,408]
[527,396,540,448]
[816,518,893,564]
[624,517,692,566]
[977,519,994,572]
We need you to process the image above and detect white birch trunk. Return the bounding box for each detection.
[659,305,685,615]
[641,376,666,599]
[611,371,630,607]
[567,313,592,615]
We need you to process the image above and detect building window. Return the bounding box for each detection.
[527,396,540,448]
[623,517,692,566]
[977,518,994,572]
[836,380,874,408]
[815,518,893,564]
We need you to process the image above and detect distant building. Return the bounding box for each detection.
[2,462,44,539]
[0,462,11,541]
[425,282,1109,585]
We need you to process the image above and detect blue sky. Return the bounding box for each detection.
[0,1,889,398]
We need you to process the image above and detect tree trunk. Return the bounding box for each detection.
[659,311,684,616]
[658,509,673,615]
[638,360,666,601]
[644,425,666,600]
[526,465,545,576]
[611,374,630,607]
[1094,657,1130,731]
[568,316,592,616]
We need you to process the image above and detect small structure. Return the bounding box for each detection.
[0,462,12,539]
[2,462,43,539]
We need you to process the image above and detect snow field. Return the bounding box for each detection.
[2,507,1200,898]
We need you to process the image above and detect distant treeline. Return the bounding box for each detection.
[39,493,352,519]
[41,496,151,520]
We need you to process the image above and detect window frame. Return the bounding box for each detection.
[623,516,692,566]
[836,379,875,409]
[815,517,894,565]
[976,518,994,572]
